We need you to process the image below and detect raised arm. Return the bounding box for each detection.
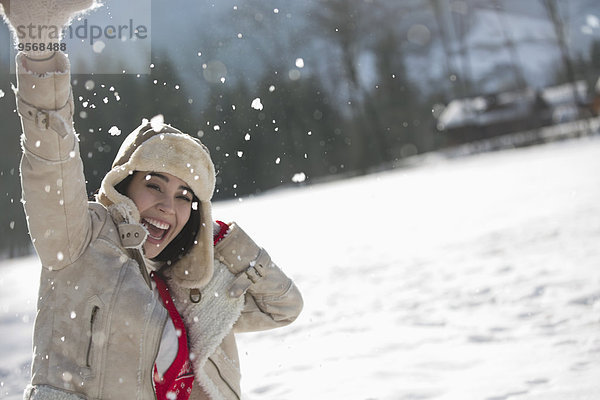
[1,0,100,269]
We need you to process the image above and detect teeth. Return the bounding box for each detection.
[144,218,170,230]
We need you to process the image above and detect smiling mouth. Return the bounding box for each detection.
[142,217,171,241]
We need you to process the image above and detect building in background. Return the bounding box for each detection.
[436,80,596,146]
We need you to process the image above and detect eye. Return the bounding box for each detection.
[178,189,192,202]
[146,183,161,192]
[177,192,192,202]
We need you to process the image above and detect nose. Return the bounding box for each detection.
[157,194,175,214]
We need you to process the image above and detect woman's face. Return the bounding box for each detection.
[126,171,194,259]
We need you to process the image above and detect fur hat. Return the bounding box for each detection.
[97,118,216,288]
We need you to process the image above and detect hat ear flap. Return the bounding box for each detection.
[170,200,214,288]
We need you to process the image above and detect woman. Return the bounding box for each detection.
[1,1,303,399]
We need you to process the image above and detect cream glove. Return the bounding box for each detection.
[0,0,99,59]
[215,223,274,298]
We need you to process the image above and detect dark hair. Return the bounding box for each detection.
[115,173,201,265]
[153,199,200,265]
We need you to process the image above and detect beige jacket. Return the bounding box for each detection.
[15,52,303,400]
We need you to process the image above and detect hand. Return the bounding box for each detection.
[214,223,275,298]
[0,0,100,58]
[215,223,263,274]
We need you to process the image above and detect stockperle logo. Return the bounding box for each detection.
[8,0,151,75]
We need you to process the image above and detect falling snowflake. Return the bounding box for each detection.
[289,69,301,80]
[166,391,177,400]
[150,114,164,132]
[0,89,4,98]
[292,172,306,183]
[62,371,73,382]
[295,58,304,68]
[92,41,105,54]
[109,126,122,136]
[251,98,263,111]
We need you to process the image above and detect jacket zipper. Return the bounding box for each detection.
[86,306,99,368]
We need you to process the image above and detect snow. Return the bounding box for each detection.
[541,81,588,107]
[251,98,264,111]
[1,138,600,399]
[438,82,591,131]
[151,114,165,132]
[108,126,122,136]
[92,40,105,54]
[291,172,306,183]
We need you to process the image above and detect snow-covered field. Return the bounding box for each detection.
[1,137,599,400]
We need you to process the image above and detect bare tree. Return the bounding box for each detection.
[543,0,582,104]
[492,0,528,90]
[309,0,393,170]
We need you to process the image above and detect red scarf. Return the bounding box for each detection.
[152,273,194,400]
[151,221,230,399]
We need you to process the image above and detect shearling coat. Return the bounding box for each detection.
[15,52,303,400]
